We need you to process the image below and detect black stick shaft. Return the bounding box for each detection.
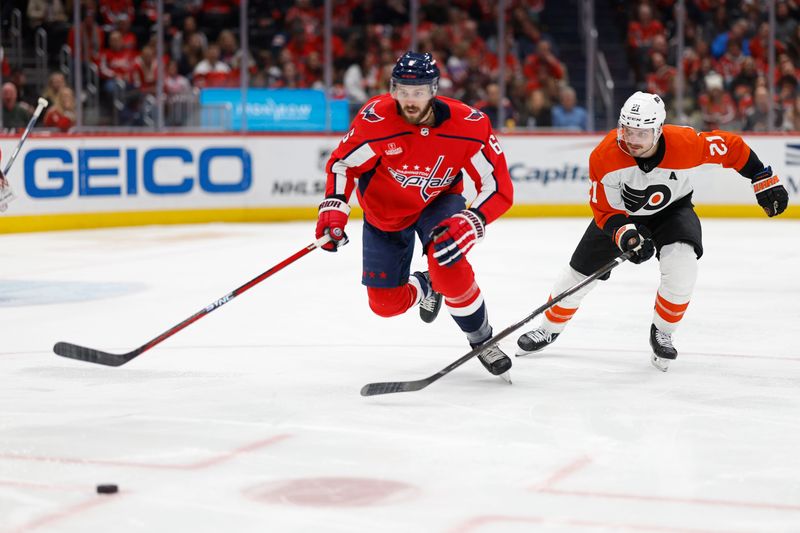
[361,250,634,396]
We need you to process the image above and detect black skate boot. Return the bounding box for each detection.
[516,328,560,356]
[649,324,677,372]
[472,341,512,382]
[412,271,442,323]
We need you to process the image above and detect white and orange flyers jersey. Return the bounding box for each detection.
[589,124,753,230]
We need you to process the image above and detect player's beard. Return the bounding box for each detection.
[401,100,434,125]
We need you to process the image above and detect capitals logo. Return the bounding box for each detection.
[388,155,458,201]
[622,183,672,212]
[465,107,485,121]
[360,102,384,123]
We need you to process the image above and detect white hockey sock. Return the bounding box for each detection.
[540,266,598,334]
[653,242,698,334]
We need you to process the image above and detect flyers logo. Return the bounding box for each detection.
[360,102,384,123]
[622,183,671,212]
[465,107,485,121]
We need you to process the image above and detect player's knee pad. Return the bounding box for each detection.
[367,286,413,318]
[658,242,698,299]
[427,254,475,298]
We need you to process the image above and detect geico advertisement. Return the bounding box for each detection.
[0,136,341,214]
[1,134,797,215]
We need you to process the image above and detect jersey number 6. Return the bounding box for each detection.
[488,134,503,155]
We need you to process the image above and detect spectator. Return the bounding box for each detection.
[783,94,800,131]
[523,40,566,87]
[1,83,32,129]
[698,73,736,130]
[519,88,552,128]
[477,82,516,129]
[775,1,798,44]
[627,3,665,81]
[171,16,208,66]
[43,87,77,132]
[164,60,192,96]
[117,16,138,51]
[743,86,783,132]
[67,5,104,65]
[42,72,67,107]
[131,45,159,94]
[730,57,759,101]
[193,44,232,88]
[552,86,587,131]
[99,31,136,96]
[710,18,749,60]
[100,0,135,31]
[647,52,676,99]
[178,33,206,77]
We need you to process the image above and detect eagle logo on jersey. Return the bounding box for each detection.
[465,107,485,121]
[622,183,672,212]
[388,155,457,202]
[360,102,384,123]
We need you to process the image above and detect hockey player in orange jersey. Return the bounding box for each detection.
[516,91,789,371]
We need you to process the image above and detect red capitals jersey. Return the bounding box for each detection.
[324,94,514,232]
[590,124,753,232]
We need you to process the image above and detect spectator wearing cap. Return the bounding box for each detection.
[698,72,736,130]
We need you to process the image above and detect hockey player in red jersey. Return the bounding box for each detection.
[516,91,788,371]
[315,52,515,380]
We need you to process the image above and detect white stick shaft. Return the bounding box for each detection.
[2,98,49,176]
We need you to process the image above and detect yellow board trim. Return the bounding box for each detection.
[1,204,797,234]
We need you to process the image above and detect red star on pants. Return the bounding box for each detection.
[369,271,375,278]
[379,272,387,279]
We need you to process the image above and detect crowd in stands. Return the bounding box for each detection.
[1,0,798,132]
[623,0,800,131]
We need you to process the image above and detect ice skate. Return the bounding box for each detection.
[516,328,560,356]
[649,324,677,372]
[473,342,512,383]
[412,271,442,323]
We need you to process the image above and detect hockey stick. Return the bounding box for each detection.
[53,235,331,367]
[361,250,635,396]
[0,97,49,208]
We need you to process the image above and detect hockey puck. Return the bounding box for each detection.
[96,484,118,494]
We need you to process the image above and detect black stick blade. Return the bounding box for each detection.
[53,342,135,367]
[360,379,430,396]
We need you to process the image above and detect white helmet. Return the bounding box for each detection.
[617,91,666,156]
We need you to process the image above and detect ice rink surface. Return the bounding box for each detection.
[1,218,798,533]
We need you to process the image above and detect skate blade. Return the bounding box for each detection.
[651,354,670,372]
[499,371,512,384]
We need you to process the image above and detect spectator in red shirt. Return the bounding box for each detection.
[99,30,136,95]
[523,40,566,84]
[627,3,665,81]
[67,6,104,65]
[100,0,134,30]
[43,86,76,132]
[131,45,159,94]
[698,72,737,130]
[193,44,231,88]
[646,52,677,98]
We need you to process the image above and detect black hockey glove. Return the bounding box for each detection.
[614,223,655,264]
[752,166,788,217]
